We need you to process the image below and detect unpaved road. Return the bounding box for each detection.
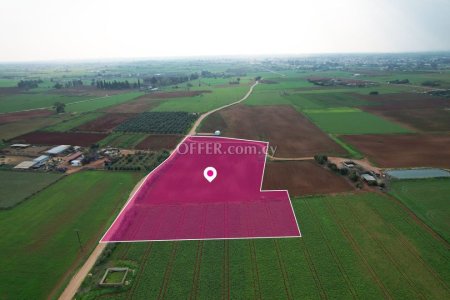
[59,81,259,300]
[188,81,259,135]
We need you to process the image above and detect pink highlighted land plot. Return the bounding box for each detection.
[101,136,301,242]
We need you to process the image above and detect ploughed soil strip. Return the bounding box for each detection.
[262,160,354,196]
[74,113,137,132]
[135,134,183,151]
[12,131,108,147]
[358,93,450,132]
[0,109,54,125]
[201,104,346,158]
[341,134,450,168]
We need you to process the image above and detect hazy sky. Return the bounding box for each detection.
[1,0,449,62]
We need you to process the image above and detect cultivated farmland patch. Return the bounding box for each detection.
[75,113,137,132]
[135,134,183,151]
[342,134,450,168]
[12,131,108,146]
[262,161,354,196]
[115,112,197,134]
[201,105,347,157]
[0,109,54,125]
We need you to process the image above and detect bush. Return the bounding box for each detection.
[349,171,359,182]
[369,91,379,95]
[327,162,338,172]
[314,154,328,165]
[339,168,349,176]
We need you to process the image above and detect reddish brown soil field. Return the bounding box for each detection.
[0,109,54,125]
[12,131,108,146]
[135,134,182,151]
[342,134,450,168]
[363,108,450,132]
[75,113,137,132]
[201,105,346,157]
[359,93,449,110]
[262,161,354,196]
[0,87,21,96]
[103,97,163,113]
[145,90,211,99]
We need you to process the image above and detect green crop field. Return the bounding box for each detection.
[0,171,142,299]
[152,86,249,113]
[43,113,104,132]
[0,92,90,113]
[0,170,63,209]
[65,92,143,113]
[98,132,148,148]
[389,178,450,242]
[76,192,450,299]
[0,115,71,140]
[304,108,412,134]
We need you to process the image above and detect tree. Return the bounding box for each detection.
[53,102,66,113]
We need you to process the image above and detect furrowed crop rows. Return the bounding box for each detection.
[114,112,198,134]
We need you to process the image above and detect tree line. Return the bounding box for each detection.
[17,79,43,89]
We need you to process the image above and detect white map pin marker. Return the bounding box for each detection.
[203,167,217,183]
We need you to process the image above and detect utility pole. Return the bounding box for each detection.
[75,229,83,252]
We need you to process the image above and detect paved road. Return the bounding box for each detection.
[58,81,259,300]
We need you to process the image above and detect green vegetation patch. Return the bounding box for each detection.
[77,192,450,299]
[65,92,143,113]
[115,112,197,134]
[304,108,412,134]
[43,113,104,132]
[106,151,170,171]
[152,86,248,113]
[0,170,63,209]
[0,171,142,299]
[389,178,450,242]
[98,132,148,149]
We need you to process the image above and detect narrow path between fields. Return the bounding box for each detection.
[58,81,259,300]
[0,95,111,115]
[188,80,259,135]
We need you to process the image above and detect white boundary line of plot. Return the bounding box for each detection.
[100,135,301,243]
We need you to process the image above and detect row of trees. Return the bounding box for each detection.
[54,79,83,89]
[17,79,43,89]
[95,80,141,90]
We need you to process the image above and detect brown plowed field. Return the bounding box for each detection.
[201,105,346,157]
[12,131,108,146]
[135,134,182,151]
[75,113,136,132]
[363,108,450,132]
[342,134,450,168]
[0,110,54,125]
[359,93,449,110]
[262,161,355,196]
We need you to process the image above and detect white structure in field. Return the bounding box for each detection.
[214,130,221,136]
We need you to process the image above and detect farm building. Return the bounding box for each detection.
[14,161,36,170]
[71,160,82,167]
[32,155,50,167]
[65,151,83,163]
[342,161,356,168]
[46,145,71,156]
[361,174,377,184]
[10,144,31,149]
